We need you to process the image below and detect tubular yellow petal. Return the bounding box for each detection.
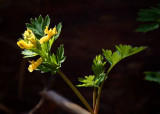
[17,40,33,49]
[28,57,42,72]
[40,26,57,44]
[39,35,50,44]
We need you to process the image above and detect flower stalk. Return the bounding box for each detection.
[94,66,113,114]
[57,69,94,114]
[93,87,96,110]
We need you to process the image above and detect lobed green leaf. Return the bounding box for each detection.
[102,49,121,66]
[136,6,160,32]
[26,15,50,39]
[92,54,106,76]
[77,75,97,87]
[22,50,38,58]
[116,44,147,59]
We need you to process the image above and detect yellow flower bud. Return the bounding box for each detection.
[28,57,42,72]
[17,40,33,49]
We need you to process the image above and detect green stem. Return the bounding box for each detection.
[94,66,114,114]
[93,87,96,110]
[58,69,94,114]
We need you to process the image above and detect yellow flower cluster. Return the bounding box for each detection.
[17,29,36,49]
[17,26,57,72]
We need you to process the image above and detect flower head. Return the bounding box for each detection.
[40,26,57,44]
[24,28,35,40]
[24,28,36,47]
[28,57,42,72]
[17,29,36,49]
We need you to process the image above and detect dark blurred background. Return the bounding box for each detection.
[1,0,160,114]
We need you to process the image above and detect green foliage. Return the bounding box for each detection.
[92,55,106,76]
[102,50,121,66]
[77,73,106,87]
[115,44,147,59]
[36,62,58,74]
[78,55,106,87]
[78,44,147,88]
[50,53,58,66]
[22,50,38,58]
[93,73,106,86]
[137,7,160,22]
[55,23,62,40]
[56,44,66,67]
[26,15,50,39]
[103,45,146,66]
[144,71,160,84]
[136,6,160,32]
[36,64,51,73]
[136,23,159,32]
[77,75,98,87]
[36,44,66,74]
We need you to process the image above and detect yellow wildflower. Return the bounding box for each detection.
[40,26,57,44]
[17,40,34,49]
[24,28,35,39]
[28,57,42,72]
[24,28,36,47]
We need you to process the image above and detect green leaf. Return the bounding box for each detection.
[30,48,44,57]
[22,50,38,58]
[49,36,55,50]
[50,53,58,66]
[93,72,106,86]
[36,63,58,75]
[137,7,160,22]
[92,55,106,76]
[56,44,66,66]
[42,15,50,31]
[102,49,121,66]
[102,45,146,67]
[144,71,160,84]
[77,75,98,87]
[41,42,49,53]
[55,23,62,40]
[115,44,147,59]
[136,6,160,32]
[136,23,159,33]
[26,15,50,39]
[77,73,106,87]
[36,64,51,73]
